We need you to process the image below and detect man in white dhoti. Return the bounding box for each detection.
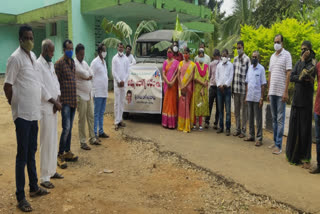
[112,43,129,130]
[38,39,64,189]
[125,44,136,66]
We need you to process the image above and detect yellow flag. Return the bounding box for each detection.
[173,14,183,41]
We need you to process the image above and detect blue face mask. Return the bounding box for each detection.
[65,50,73,59]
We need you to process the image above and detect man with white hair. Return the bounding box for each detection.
[38,39,64,189]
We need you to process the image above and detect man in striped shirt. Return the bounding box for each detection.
[268,34,292,155]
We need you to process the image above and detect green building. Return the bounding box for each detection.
[0,0,213,76]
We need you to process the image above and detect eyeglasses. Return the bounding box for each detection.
[274,41,281,44]
[301,48,309,52]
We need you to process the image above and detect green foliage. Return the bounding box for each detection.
[240,18,320,103]
[241,18,320,67]
[152,41,172,52]
[101,18,157,53]
[102,38,122,49]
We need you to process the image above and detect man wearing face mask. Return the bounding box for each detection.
[125,44,136,66]
[112,43,130,130]
[55,39,78,169]
[91,43,109,140]
[205,49,221,130]
[194,43,211,65]
[75,43,101,151]
[268,34,292,155]
[232,41,250,138]
[172,41,183,62]
[38,39,64,190]
[4,25,49,212]
[215,49,234,136]
[244,51,266,147]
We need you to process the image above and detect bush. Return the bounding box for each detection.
[239,18,320,104]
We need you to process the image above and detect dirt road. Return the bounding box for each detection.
[122,104,320,213]
[0,86,312,213]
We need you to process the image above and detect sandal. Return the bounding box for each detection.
[90,140,101,146]
[51,172,64,179]
[30,187,50,198]
[302,162,311,169]
[17,198,32,212]
[81,143,91,150]
[244,137,255,142]
[40,181,55,189]
[255,141,263,147]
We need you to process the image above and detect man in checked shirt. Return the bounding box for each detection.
[55,39,79,169]
[232,41,250,138]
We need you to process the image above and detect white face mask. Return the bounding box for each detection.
[102,51,107,58]
[274,43,282,51]
[118,52,123,57]
[173,46,178,52]
[221,57,228,64]
[237,48,244,56]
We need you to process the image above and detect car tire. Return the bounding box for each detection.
[123,112,129,120]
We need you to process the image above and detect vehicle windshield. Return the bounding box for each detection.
[136,42,167,58]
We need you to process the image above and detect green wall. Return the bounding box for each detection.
[70,0,96,64]
[0,0,64,15]
[45,20,69,63]
[0,26,19,74]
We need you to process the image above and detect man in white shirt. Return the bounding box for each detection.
[125,44,136,66]
[75,43,101,150]
[268,34,292,155]
[112,43,130,130]
[215,49,234,136]
[91,43,109,139]
[3,25,49,212]
[194,43,211,65]
[38,39,64,189]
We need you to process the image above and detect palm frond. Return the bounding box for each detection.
[132,20,157,53]
[102,38,122,49]
[101,18,127,40]
[217,34,239,51]
[177,30,201,43]
[101,18,115,34]
[135,20,157,37]
[115,21,132,39]
[152,41,172,52]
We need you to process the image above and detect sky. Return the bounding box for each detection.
[220,0,235,16]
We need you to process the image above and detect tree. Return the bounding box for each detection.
[240,18,320,103]
[101,18,157,53]
[207,0,225,18]
[217,0,256,50]
[253,0,320,28]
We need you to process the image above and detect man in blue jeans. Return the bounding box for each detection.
[55,39,79,169]
[268,34,292,155]
[311,61,320,174]
[3,25,49,212]
[90,43,109,138]
[215,49,234,136]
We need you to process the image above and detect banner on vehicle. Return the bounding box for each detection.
[124,66,162,114]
